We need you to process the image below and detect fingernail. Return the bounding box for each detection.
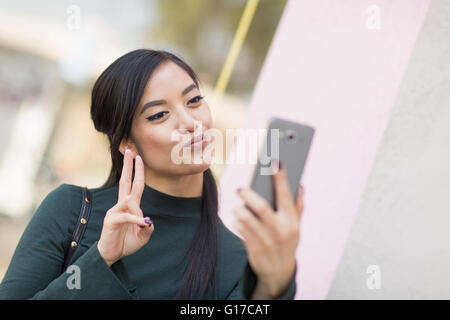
[237,187,242,194]
[271,158,280,171]
[279,160,283,169]
[144,217,153,226]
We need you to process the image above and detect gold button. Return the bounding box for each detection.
[85,196,90,203]
[80,218,87,224]
[71,241,78,248]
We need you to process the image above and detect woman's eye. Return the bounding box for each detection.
[189,95,204,105]
[147,111,168,121]
[146,97,203,121]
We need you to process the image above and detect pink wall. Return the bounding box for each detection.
[218,0,430,299]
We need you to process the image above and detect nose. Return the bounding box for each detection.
[176,105,197,134]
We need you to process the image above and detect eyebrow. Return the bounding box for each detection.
[140,83,198,115]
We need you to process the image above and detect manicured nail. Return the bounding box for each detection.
[271,158,280,171]
[144,217,153,226]
[237,187,242,194]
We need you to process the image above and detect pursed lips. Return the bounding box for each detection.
[183,134,204,148]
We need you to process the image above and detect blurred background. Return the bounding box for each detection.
[2,0,449,300]
[0,0,287,282]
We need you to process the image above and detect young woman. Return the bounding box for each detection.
[0,49,304,300]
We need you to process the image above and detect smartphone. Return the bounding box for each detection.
[248,117,315,212]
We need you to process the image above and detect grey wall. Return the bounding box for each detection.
[327,0,450,299]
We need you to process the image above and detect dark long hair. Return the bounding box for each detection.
[90,49,219,299]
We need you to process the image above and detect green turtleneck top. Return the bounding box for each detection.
[0,183,297,300]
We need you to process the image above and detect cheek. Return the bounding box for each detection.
[198,104,213,129]
[139,130,171,160]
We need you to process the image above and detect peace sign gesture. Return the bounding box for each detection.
[97,147,154,267]
[233,159,304,299]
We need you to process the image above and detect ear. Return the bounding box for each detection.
[118,139,127,156]
[119,138,136,157]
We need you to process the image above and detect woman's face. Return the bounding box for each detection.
[124,60,214,177]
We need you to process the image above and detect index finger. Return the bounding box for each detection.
[118,148,133,202]
[271,158,296,215]
[131,154,145,202]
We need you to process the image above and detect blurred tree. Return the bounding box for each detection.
[148,0,287,101]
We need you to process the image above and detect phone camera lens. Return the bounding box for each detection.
[285,129,297,143]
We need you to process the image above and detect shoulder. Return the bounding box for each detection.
[42,183,118,220]
[19,184,85,247]
[218,219,245,248]
[31,183,83,224]
[218,218,247,267]
[45,183,118,210]
[216,218,249,297]
[38,183,81,212]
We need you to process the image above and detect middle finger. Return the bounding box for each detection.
[238,188,277,227]
[118,148,133,201]
[234,205,272,250]
[131,154,145,202]
[271,159,296,215]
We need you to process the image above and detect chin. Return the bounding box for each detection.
[165,160,211,176]
[182,161,211,175]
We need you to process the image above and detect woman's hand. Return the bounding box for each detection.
[233,158,304,299]
[97,148,155,267]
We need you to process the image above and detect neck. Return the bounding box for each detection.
[143,168,204,198]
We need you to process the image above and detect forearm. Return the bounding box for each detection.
[31,241,135,300]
